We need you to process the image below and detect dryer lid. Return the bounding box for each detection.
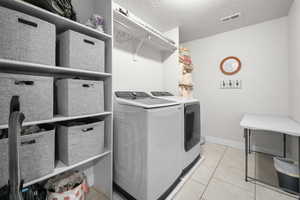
[115,91,179,108]
[150,91,199,104]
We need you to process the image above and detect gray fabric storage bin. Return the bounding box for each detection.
[0,73,53,125]
[0,126,55,188]
[0,6,55,65]
[57,120,105,165]
[56,79,104,116]
[57,30,105,72]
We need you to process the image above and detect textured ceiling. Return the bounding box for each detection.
[114,0,294,42]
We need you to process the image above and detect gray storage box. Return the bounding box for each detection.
[57,120,105,165]
[0,126,55,188]
[56,79,104,116]
[57,30,105,72]
[0,6,55,65]
[0,73,53,125]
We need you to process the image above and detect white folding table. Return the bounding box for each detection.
[240,114,300,198]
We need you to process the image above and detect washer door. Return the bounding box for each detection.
[184,102,201,152]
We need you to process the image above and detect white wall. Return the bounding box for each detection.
[289,0,300,123]
[72,0,96,24]
[163,27,181,95]
[182,18,289,151]
[113,39,164,92]
[287,0,300,160]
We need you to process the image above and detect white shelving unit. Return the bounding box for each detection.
[0,0,111,41]
[0,59,112,80]
[113,6,177,53]
[0,0,113,199]
[0,112,112,130]
[24,151,111,187]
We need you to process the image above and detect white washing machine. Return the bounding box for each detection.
[151,92,201,174]
[113,91,182,200]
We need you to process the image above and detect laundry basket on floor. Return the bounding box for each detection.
[274,157,299,194]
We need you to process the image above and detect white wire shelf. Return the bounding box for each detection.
[113,10,177,52]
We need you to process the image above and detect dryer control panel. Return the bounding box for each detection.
[151,91,174,97]
[115,91,150,99]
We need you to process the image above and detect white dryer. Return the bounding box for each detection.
[151,92,201,175]
[113,91,182,200]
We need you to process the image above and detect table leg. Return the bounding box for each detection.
[298,137,300,199]
[248,130,251,154]
[244,128,248,182]
[283,134,287,158]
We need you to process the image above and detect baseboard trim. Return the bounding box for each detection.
[205,136,284,156]
[205,136,244,150]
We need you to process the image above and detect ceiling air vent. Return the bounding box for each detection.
[220,12,241,22]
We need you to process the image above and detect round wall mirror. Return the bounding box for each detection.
[220,56,242,75]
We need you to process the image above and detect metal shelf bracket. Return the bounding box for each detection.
[133,35,151,61]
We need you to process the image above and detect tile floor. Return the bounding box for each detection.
[174,143,297,200]
[114,142,298,200]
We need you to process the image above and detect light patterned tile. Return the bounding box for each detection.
[201,152,223,168]
[213,147,256,192]
[191,162,215,185]
[200,144,226,168]
[213,161,255,193]
[192,142,226,185]
[203,178,254,200]
[256,185,297,200]
[220,147,255,174]
[113,192,125,200]
[86,188,111,200]
[201,142,227,156]
[255,153,278,187]
[173,179,206,200]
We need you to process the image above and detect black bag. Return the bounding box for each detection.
[22,185,47,200]
[0,185,9,200]
[23,0,77,21]
[0,184,47,200]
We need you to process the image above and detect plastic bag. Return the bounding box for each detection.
[22,0,77,21]
[47,181,89,200]
[86,14,105,32]
[45,172,89,200]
